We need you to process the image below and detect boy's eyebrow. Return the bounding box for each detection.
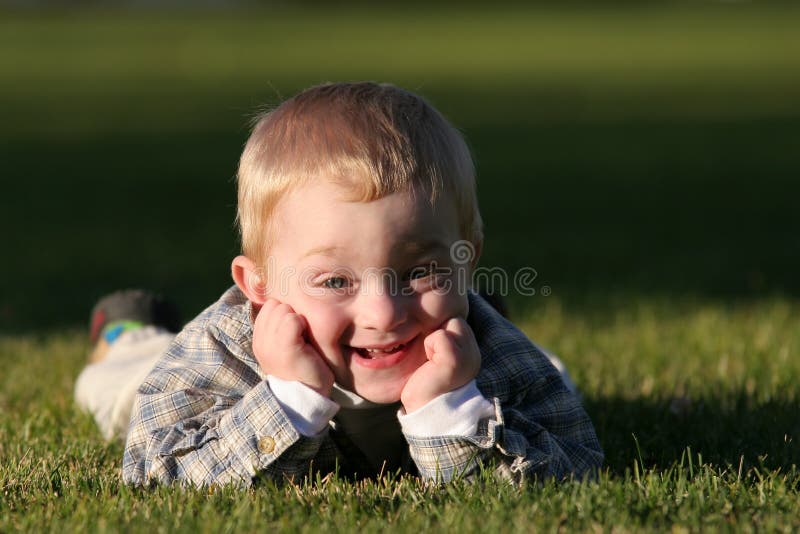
[401,239,450,255]
[301,245,342,259]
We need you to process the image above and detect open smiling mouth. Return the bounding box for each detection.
[353,343,407,359]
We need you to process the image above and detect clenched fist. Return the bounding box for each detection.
[400,317,481,413]
[251,299,335,397]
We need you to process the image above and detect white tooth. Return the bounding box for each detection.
[362,344,403,354]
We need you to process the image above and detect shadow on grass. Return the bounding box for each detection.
[585,392,800,474]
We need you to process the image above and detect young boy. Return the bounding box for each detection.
[82,82,602,487]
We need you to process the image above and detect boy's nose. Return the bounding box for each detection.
[355,290,408,332]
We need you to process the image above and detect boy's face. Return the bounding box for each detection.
[261,179,471,404]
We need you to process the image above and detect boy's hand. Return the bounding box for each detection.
[251,299,334,397]
[400,318,481,413]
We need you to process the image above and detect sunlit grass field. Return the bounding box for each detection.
[1,3,799,531]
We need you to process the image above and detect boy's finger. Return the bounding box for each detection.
[253,298,279,331]
[255,298,281,319]
[266,303,295,336]
[423,330,442,359]
[443,317,468,337]
[441,317,472,351]
[279,312,308,347]
[423,329,458,362]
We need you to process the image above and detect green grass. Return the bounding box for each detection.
[2,301,799,531]
[1,3,799,531]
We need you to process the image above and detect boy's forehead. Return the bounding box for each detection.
[279,179,456,223]
[301,238,450,259]
[272,181,460,255]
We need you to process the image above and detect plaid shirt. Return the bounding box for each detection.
[122,286,603,487]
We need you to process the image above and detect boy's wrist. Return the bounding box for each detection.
[267,375,340,436]
[398,380,495,438]
[400,374,480,413]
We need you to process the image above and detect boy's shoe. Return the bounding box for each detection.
[88,289,181,363]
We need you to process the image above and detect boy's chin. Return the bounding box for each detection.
[353,384,404,405]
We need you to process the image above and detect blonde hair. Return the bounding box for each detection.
[236,82,482,266]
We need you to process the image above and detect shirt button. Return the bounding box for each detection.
[258,436,276,454]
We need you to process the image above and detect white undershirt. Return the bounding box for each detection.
[267,376,495,437]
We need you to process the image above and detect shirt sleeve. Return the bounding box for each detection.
[267,375,340,437]
[397,380,495,437]
[402,293,604,485]
[122,323,330,487]
[402,371,603,484]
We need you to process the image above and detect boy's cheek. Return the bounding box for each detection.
[293,307,343,355]
[437,266,471,318]
[419,290,469,325]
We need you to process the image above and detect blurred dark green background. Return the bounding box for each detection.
[2,2,798,332]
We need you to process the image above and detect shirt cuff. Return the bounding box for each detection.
[267,376,340,437]
[397,380,495,438]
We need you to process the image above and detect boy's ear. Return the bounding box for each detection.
[231,255,268,305]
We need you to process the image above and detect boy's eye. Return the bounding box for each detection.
[405,261,439,281]
[407,265,432,280]
[323,277,348,289]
